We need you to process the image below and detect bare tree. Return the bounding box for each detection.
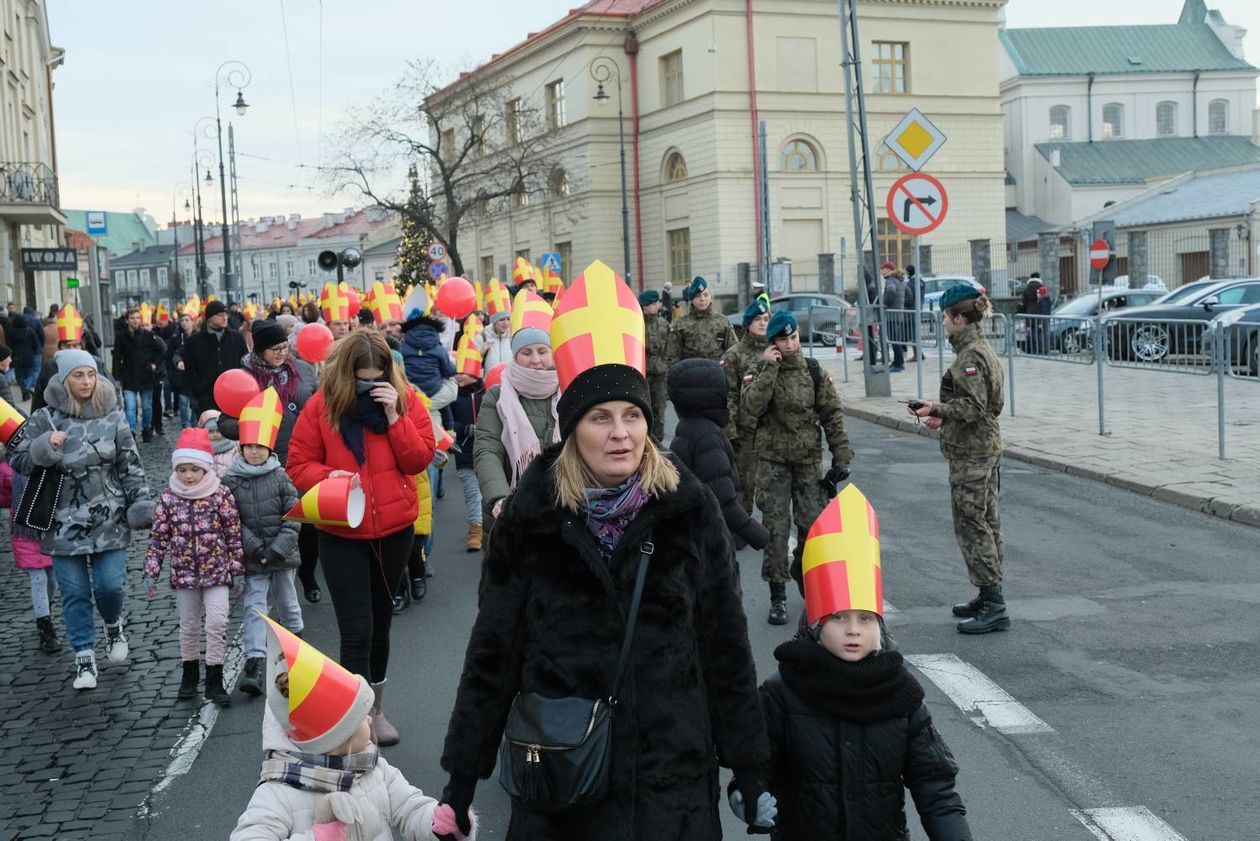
[327,58,561,277]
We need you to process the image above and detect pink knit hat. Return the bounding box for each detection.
[172,427,214,469]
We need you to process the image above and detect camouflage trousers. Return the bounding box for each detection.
[734,436,759,512]
[647,372,668,442]
[948,456,1004,587]
[756,460,826,586]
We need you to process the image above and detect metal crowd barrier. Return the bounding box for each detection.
[1099,316,1215,376]
[1011,313,1096,365]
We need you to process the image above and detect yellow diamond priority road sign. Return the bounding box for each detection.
[883,108,947,172]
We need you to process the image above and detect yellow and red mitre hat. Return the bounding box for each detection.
[0,395,26,445]
[365,281,404,325]
[509,289,553,340]
[156,302,171,324]
[263,615,373,754]
[56,305,84,343]
[238,387,283,451]
[485,278,511,324]
[802,484,882,625]
[339,283,363,319]
[319,283,355,323]
[473,280,485,313]
[284,475,366,528]
[184,294,202,321]
[456,315,484,378]
[551,260,645,392]
[139,302,152,325]
[512,256,535,289]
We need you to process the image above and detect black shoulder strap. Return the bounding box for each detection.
[805,356,822,393]
[610,537,654,703]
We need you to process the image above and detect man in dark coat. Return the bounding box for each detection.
[6,311,37,400]
[181,300,248,415]
[112,307,164,441]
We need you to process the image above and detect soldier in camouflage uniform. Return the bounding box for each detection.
[743,311,852,625]
[909,284,1008,634]
[720,298,770,511]
[640,289,670,440]
[667,276,737,365]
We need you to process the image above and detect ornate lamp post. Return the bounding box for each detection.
[590,56,632,285]
[213,60,251,302]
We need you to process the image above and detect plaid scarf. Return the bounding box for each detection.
[582,472,649,556]
[258,747,379,793]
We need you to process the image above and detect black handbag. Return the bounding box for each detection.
[498,538,655,812]
[14,410,63,533]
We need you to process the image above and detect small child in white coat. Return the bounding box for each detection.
[231,616,476,841]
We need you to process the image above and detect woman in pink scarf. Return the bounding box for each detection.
[472,321,559,531]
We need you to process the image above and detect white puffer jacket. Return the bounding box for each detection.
[230,709,460,841]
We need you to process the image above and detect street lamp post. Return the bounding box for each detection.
[214,60,251,304]
[590,57,633,286]
[172,182,192,299]
[191,148,215,300]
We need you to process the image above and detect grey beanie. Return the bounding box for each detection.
[511,326,550,356]
[52,349,96,386]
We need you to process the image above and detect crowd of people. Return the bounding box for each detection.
[0,266,1008,840]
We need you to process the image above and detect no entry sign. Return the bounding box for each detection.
[886,172,949,236]
[1089,239,1111,270]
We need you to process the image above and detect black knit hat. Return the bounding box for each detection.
[251,319,287,354]
[557,364,653,440]
[204,300,228,320]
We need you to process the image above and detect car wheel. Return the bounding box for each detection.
[1130,324,1170,363]
[814,321,839,347]
[1060,328,1090,355]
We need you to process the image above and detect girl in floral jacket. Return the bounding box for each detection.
[143,427,245,707]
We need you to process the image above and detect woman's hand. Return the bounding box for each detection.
[328,470,362,489]
[48,431,67,450]
[372,381,400,424]
[924,416,943,430]
[762,346,782,363]
[908,400,934,417]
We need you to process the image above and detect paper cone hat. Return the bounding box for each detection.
[156,302,171,324]
[401,284,430,322]
[263,614,373,754]
[512,256,535,288]
[319,283,356,323]
[802,484,882,625]
[184,294,202,321]
[485,279,511,323]
[366,281,404,325]
[56,305,84,343]
[284,476,366,528]
[0,395,27,445]
[243,302,258,321]
[473,280,485,312]
[239,387,283,450]
[456,316,484,378]
[339,283,362,319]
[550,260,646,391]
[509,289,552,337]
[139,302,152,325]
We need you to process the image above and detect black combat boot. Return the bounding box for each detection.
[957,585,1010,634]
[178,660,200,699]
[36,616,62,654]
[239,657,265,696]
[951,590,984,618]
[205,664,231,706]
[768,582,788,626]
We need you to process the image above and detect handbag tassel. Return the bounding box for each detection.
[521,746,550,802]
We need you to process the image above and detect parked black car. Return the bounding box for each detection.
[1016,289,1163,354]
[1200,303,1260,374]
[727,293,856,345]
[1104,279,1260,362]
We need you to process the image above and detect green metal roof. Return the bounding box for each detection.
[1036,137,1260,185]
[1000,24,1255,77]
[63,210,157,257]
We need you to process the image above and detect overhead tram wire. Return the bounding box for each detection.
[278,0,304,166]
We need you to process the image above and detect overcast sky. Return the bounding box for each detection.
[47,0,1260,224]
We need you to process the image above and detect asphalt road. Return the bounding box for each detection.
[136,415,1258,840]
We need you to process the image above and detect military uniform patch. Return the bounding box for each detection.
[964,365,979,376]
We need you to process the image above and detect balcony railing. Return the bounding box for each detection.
[0,162,60,206]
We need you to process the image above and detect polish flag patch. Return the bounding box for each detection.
[742,373,754,383]
[964,365,979,376]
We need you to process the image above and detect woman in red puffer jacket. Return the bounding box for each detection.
[287,330,435,746]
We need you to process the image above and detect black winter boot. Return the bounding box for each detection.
[957,585,1010,634]
[178,660,200,699]
[36,616,62,654]
[768,582,789,626]
[239,657,264,696]
[951,590,985,618]
[205,664,231,706]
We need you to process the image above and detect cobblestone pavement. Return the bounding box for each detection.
[0,422,243,841]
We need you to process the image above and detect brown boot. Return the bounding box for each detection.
[466,522,483,552]
[370,680,400,746]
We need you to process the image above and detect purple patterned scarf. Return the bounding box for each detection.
[582,472,650,556]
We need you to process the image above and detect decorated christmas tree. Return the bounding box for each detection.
[394,164,434,297]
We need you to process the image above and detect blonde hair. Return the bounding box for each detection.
[552,435,680,513]
[321,331,410,428]
[945,294,992,324]
[64,371,114,418]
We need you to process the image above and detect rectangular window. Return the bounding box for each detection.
[505,98,522,144]
[661,51,683,106]
[667,228,691,285]
[307,258,317,275]
[157,266,168,286]
[269,263,278,280]
[441,128,456,162]
[139,268,151,287]
[480,255,495,282]
[555,242,572,280]
[515,248,531,263]
[876,219,912,269]
[471,115,485,153]
[871,41,908,94]
[114,270,125,286]
[286,259,295,278]
[127,269,138,288]
[513,187,530,209]
[546,80,566,130]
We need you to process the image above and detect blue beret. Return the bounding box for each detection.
[638,289,661,307]
[685,276,708,300]
[742,299,769,327]
[940,283,982,311]
[766,310,797,341]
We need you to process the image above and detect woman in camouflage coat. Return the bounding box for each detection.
[10,349,154,690]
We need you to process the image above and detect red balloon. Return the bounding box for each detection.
[435,277,477,320]
[296,323,335,363]
[214,370,262,418]
[484,363,508,390]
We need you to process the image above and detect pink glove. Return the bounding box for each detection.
[147,586,157,599]
[432,803,475,840]
[312,822,346,841]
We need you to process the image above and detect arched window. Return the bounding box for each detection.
[1102,103,1124,139]
[1209,99,1229,135]
[1156,101,1178,137]
[665,151,688,182]
[550,168,570,199]
[779,138,819,172]
[1049,105,1070,140]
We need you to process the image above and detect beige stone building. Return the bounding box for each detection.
[433,0,1008,301]
[0,0,64,309]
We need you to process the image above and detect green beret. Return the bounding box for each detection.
[638,289,661,307]
[743,299,769,327]
[766,310,797,341]
[939,283,981,311]
[684,276,708,301]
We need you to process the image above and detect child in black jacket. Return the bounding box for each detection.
[749,485,973,841]
[666,358,770,550]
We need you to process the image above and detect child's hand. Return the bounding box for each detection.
[231,576,245,598]
[432,803,475,840]
[142,577,158,599]
[265,548,286,566]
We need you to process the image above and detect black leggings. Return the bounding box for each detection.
[317,527,413,683]
[298,523,319,587]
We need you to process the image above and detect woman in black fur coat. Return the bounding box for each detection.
[438,356,774,840]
